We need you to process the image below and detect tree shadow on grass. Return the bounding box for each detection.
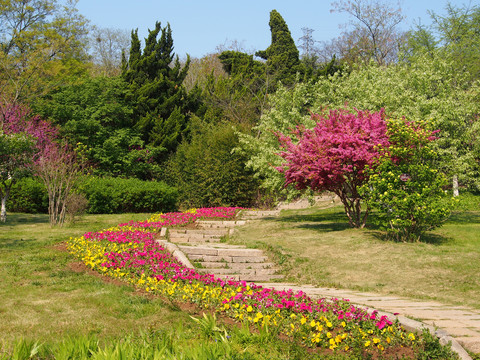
[446,211,480,225]
[0,238,37,250]
[276,210,352,232]
[365,228,453,246]
[0,213,49,226]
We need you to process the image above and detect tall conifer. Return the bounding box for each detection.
[122,22,191,151]
[256,10,301,86]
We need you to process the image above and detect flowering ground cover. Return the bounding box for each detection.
[66,207,448,358]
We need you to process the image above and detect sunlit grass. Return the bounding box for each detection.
[0,212,337,360]
[230,195,480,309]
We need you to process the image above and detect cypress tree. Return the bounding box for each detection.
[122,22,191,151]
[256,10,301,86]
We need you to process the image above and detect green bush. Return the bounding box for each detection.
[361,119,453,242]
[163,119,259,208]
[7,177,48,213]
[80,177,178,214]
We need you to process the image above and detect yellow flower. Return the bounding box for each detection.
[408,333,416,341]
[246,305,253,312]
[365,341,371,347]
[300,317,307,325]
[373,338,380,344]
[310,320,316,328]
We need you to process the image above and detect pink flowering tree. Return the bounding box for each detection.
[1,103,83,225]
[277,108,390,228]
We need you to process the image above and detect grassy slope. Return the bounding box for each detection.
[0,213,327,360]
[230,198,480,309]
[0,213,188,341]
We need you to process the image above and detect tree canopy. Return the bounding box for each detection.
[255,10,301,86]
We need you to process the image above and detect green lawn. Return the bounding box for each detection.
[0,213,335,360]
[230,196,480,310]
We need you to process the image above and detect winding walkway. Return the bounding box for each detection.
[160,204,479,359]
[256,282,480,359]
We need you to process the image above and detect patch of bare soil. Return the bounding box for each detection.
[52,241,68,252]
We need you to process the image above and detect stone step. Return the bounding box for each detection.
[168,232,223,240]
[199,262,276,270]
[170,228,229,236]
[238,210,280,219]
[179,246,264,257]
[215,274,285,282]
[197,268,279,276]
[187,254,268,263]
[169,237,221,244]
[196,220,247,228]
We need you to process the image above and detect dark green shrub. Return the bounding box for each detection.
[7,177,48,213]
[163,119,259,208]
[80,177,178,214]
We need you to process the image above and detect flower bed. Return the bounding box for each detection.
[67,207,421,357]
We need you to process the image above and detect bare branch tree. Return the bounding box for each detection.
[329,0,406,65]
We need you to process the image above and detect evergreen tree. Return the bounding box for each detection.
[122,22,192,151]
[255,10,301,86]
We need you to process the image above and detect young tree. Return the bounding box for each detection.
[277,108,389,228]
[34,142,84,226]
[361,119,452,242]
[0,131,35,222]
[0,0,89,104]
[255,10,301,86]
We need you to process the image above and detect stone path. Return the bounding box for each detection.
[256,283,479,359]
[157,214,284,282]
[157,205,479,359]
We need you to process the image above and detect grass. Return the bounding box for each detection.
[0,212,345,360]
[230,195,480,310]
[0,212,182,341]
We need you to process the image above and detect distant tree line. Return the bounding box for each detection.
[1,0,479,229]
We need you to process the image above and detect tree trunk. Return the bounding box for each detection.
[1,187,10,222]
[453,175,459,197]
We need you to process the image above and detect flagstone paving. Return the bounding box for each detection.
[160,205,478,359]
[256,282,479,359]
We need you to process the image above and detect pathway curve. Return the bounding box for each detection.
[160,201,479,359]
[256,282,479,359]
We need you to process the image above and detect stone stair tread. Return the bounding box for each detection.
[197,268,280,276]
[169,229,228,235]
[169,237,221,244]
[179,246,264,257]
[198,262,276,270]
[188,254,268,263]
[180,244,246,249]
[196,220,246,228]
[215,274,285,282]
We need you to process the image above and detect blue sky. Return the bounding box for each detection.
[76,0,476,59]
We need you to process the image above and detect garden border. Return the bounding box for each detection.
[157,224,473,360]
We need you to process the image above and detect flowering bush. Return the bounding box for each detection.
[67,207,420,356]
[360,119,453,242]
[277,109,390,228]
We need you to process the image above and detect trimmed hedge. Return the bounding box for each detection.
[81,177,178,214]
[7,177,49,213]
